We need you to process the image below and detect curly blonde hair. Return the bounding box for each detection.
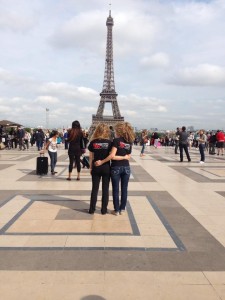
[115,122,135,143]
[91,123,110,141]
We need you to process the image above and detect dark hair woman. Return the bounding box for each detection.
[67,120,83,181]
[45,130,59,175]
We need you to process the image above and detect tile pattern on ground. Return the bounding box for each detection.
[0,147,225,272]
[0,194,180,251]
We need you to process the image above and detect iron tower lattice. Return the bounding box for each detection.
[90,10,124,134]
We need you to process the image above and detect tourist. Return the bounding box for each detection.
[216,130,225,156]
[140,129,148,157]
[35,129,45,151]
[208,132,217,155]
[10,128,18,148]
[88,123,128,215]
[24,131,31,150]
[174,127,180,154]
[88,124,112,214]
[188,132,194,149]
[134,136,139,145]
[153,132,159,148]
[44,130,59,175]
[197,129,207,164]
[17,127,26,151]
[178,126,191,162]
[63,129,69,150]
[95,122,135,216]
[67,120,83,181]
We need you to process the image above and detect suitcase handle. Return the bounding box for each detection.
[39,151,45,157]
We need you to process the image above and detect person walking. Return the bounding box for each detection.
[63,129,69,150]
[140,129,148,157]
[67,120,83,181]
[45,130,58,175]
[197,129,207,164]
[24,131,31,150]
[178,126,191,162]
[95,122,135,216]
[17,127,26,150]
[188,132,194,149]
[35,129,45,151]
[153,132,159,148]
[208,132,217,155]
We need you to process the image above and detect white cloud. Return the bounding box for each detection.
[125,110,137,116]
[0,12,36,32]
[140,52,170,68]
[34,96,60,104]
[79,106,97,113]
[39,82,98,100]
[0,105,11,113]
[0,68,36,86]
[49,9,160,57]
[49,10,105,51]
[114,12,160,56]
[11,97,26,103]
[174,1,218,25]
[0,0,38,32]
[170,64,225,86]
[0,0,225,130]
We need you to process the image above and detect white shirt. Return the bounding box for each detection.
[48,138,57,152]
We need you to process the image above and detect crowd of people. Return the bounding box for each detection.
[138,127,225,163]
[1,121,135,216]
[1,123,225,214]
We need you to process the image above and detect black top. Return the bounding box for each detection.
[17,129,25,139]
[153,132,159,139]
[178,131,189,145]
[68,131,83,155]
[35,131,45,142]
[88,138,112,167]
[111,137,132,167]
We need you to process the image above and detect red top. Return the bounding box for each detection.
[216,131,225,141]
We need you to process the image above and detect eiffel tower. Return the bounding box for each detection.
[89,9,124,134]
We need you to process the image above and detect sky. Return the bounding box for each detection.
[0,0,225,130]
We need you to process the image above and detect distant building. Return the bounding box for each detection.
[187,126,194,132]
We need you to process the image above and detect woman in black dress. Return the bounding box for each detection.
[67,120,83,181]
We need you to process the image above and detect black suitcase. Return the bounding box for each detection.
[36,155,48,175]
[82,155,90,169]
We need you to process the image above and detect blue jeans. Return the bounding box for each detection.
[36,140,43,151]
[199,143,205,161]
[48,151,57,172]
[141,143,145,154]
[111,166,130,212]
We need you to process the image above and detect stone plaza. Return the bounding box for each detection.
[0,145,225,299]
